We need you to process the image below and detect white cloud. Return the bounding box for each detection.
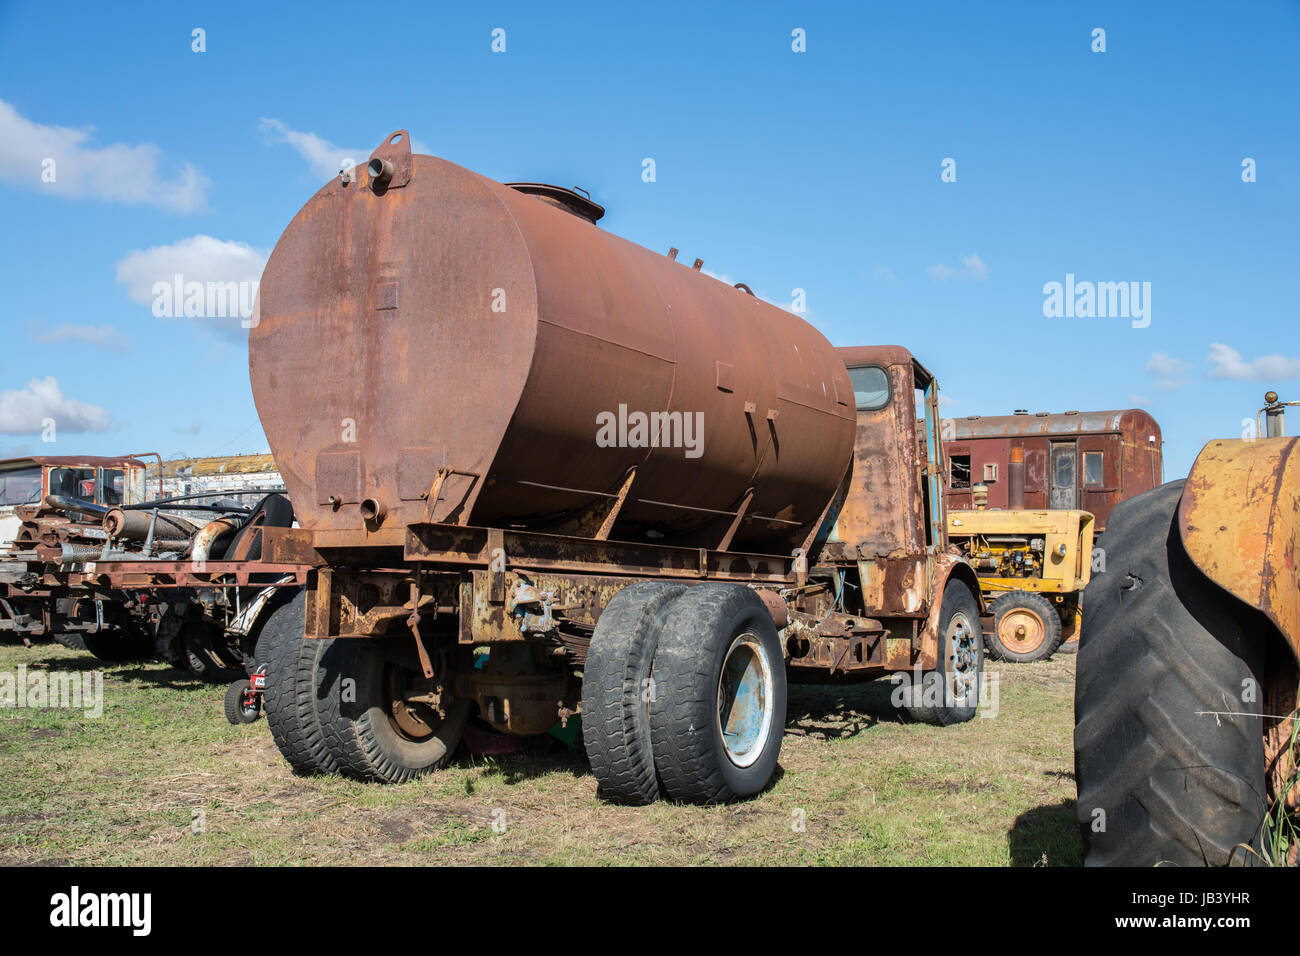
[258,118,432,181]
[1145,352,1191,389]
[938,394,957,408]
[872,265,898,282]
[115,235,268,340]
[927,253,988,282]
[0,377,111,434]
[0,98,208,213]
[258,117,366,182]
[1207,343,1300,382]
[27,322,131,353]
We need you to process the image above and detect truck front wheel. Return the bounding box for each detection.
[650,584,786,803]
[906,580,984,725]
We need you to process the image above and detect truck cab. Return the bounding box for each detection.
[0,456,149,554]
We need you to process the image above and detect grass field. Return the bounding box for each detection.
[0,640,1082,866]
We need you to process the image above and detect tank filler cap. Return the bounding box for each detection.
[1013,409,1028,415]
[506,183,605,223]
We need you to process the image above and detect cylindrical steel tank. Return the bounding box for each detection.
[250,134,855,552]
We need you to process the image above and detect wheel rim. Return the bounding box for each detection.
[715,632,774,768]
[386,664,441,742]
[946,612,979,706]
[998,606,1046,655]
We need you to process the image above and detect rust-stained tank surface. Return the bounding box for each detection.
[250,133,855,553]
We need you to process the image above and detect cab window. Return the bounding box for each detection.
[848,366,890,411]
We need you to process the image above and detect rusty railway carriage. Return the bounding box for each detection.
[942,409,1162,532]
[249,131,986,802]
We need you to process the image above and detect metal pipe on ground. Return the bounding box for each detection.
[103,508,200,543]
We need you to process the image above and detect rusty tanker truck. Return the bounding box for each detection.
[247,131,986,802]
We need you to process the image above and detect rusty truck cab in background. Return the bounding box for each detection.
[0,455,152,554]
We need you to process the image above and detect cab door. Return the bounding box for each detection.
[1049,441,1077,510]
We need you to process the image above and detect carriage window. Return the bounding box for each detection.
[848,366,890,411]
[950,455,971,490]
[1083,451,1104,486]
[0,466,42,505]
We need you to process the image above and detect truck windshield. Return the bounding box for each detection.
[102,469,125,505]
[0,465,42,506]
[48,467,96,501]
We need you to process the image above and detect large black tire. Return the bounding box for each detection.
[52,632,87,652]
[219,494,294,562]
[1075,480,1266,867]
[987,590,1062,663]
[181,621,244,684]
[649,584,787,803]
[82,625,154,662]
[258,592,338,776]
[317,637,469,783]
[581,581,686,804]
[906,579,984,725]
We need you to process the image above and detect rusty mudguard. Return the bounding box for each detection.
[1180,437,1300,807]
[1179,437,1300,664]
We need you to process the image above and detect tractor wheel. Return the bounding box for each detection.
[1075,480,1266,867]
[224,679,260,724]
[649,584,786,803]
[317,636,469,783]
[987,591,1062,663]
[258,592,338,776]
[905,580,984,725]
[581,581,686,804]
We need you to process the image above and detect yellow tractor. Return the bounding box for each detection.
[948,508,1094,662]
[1075,392,1299,866]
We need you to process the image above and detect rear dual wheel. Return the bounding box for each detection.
[317,638,470,784]
[260,591,470,781]
[585,582,787,804]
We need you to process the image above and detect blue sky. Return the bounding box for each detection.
[1,0,1296,478]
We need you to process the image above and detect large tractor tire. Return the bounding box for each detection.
[316,636,469,783]
[581,581,686,804]
[258,591,339,776]
[1075,480,1266,867]
[650,584,787,803]
[906,579,984,725]
[987,590,1062,663]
